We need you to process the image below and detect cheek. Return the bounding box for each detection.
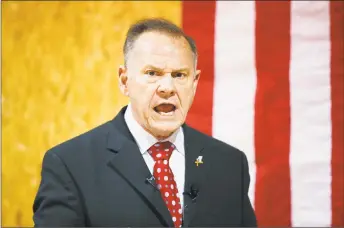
[138,87,157,109]
[178,88,194,105]
[130,80,152,99]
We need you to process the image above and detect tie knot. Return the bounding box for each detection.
[148,141,175,161]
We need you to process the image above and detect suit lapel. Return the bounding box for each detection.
[182,124,206,227]
[106,106,174,227]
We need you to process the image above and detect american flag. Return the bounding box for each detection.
[182,1,343,227]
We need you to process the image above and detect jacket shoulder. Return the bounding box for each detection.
[184,124,246,158]
[45,120,113,159]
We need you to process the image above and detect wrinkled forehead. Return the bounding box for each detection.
[128,32,195,70]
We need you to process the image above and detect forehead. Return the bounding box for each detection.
[129,31,194,69]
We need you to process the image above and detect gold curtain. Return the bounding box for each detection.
[2,1,181,226]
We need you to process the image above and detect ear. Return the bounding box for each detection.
[192,69,201,94]
[118,65,129,96]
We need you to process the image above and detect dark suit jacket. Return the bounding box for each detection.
[33,106,257,227]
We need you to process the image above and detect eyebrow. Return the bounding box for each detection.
[143,65,190,72]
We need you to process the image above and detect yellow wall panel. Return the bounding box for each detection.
[2,1,182,226]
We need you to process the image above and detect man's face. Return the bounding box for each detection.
[119,31,201,139]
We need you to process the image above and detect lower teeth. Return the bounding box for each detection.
[159,111,173,115]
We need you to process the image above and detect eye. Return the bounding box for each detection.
[146,70,158,76]
[173,72,186,78]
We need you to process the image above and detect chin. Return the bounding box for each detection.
[149,120,182,138]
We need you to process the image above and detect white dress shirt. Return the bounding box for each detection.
[124,103,185,208]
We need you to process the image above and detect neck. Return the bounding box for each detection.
[155,133,173,141]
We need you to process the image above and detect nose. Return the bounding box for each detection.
[157,74,176,98]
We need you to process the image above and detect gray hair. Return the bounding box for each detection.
[123,18,198,68]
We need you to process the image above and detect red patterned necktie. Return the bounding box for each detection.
[148,141,182,228]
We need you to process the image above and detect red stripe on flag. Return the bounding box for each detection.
[254,2,292,226]
[330,1,344,226]
[182,1,216,136]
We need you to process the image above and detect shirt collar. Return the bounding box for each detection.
[124,103,185,155]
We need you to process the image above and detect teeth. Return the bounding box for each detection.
[158,111,174,116]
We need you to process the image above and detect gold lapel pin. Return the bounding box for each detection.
[195,156,203,167]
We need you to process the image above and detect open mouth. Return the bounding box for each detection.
[153,103,176,116]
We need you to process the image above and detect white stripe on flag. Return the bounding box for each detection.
[289,1,332,226]
[212,1,257,206]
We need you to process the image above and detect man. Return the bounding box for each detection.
[33,18,257,227]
